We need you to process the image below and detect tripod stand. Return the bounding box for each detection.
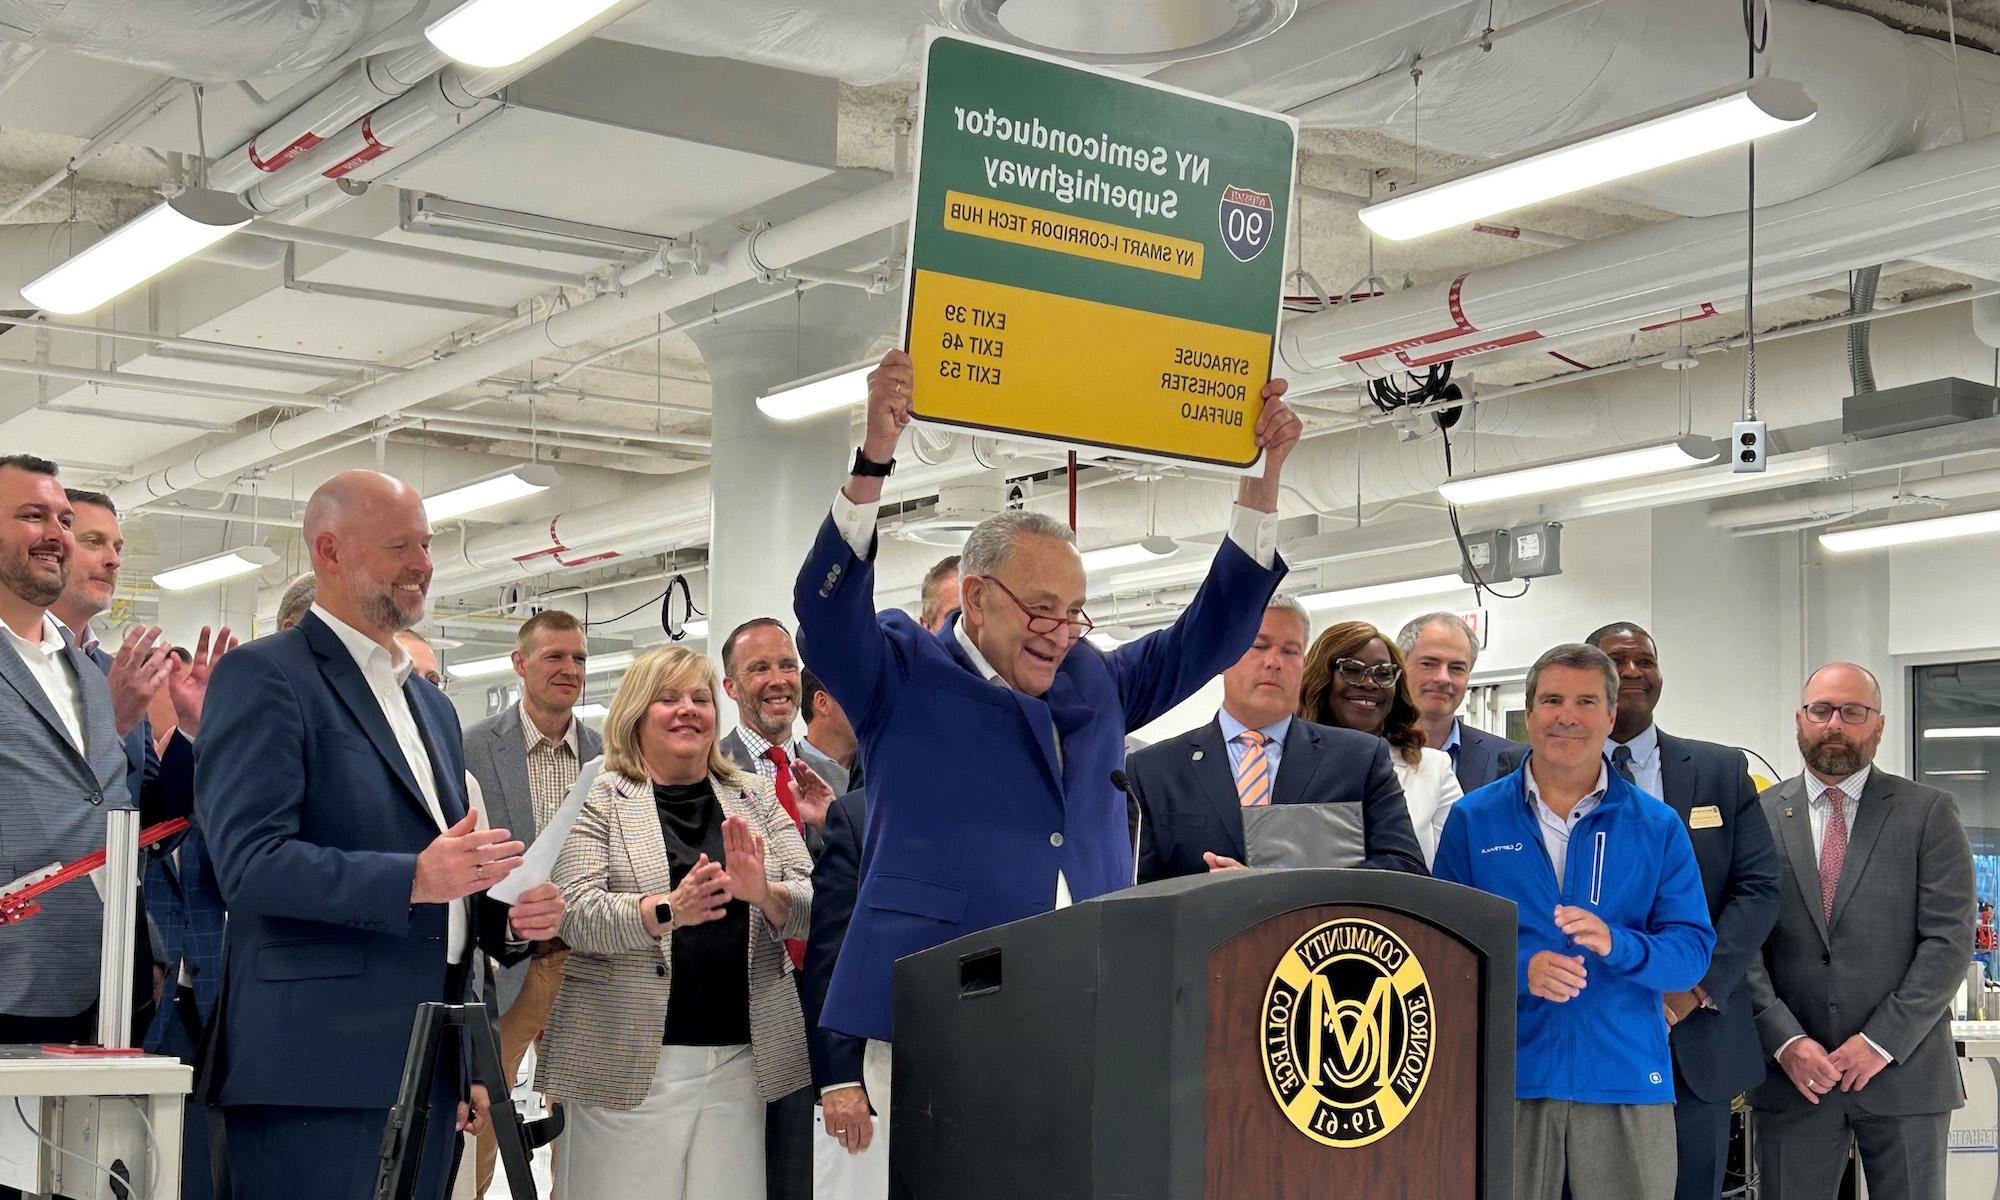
[372,1002,563,1200]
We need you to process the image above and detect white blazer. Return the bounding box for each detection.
[1392,746,1464,868]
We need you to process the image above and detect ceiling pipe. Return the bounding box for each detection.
[1280,131,2000,386]
[1708,466,2000,531]
[108,176,914,513]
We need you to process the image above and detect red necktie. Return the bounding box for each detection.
[763,745,806,969]
[1819,786,1848,926]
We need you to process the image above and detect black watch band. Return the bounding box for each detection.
[851,448,896,478]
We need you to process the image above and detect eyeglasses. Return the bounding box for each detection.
[1333,658,1402,688]
[980,575,1093,638]
[1800,702,1879,725]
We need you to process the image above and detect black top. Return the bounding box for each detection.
[654,780,750,1046]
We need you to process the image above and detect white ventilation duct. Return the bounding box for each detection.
[1296,0,2000,217]
[0,0,425,82]
[0,221,97,308]
[1280,131,2000,384]
[429,439,1058,597]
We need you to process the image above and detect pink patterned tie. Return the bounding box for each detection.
[1819,786,1848,925]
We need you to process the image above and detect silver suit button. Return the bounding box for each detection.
[1050,832,1063,847]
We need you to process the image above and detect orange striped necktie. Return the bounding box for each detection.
[1235,730,1273,807]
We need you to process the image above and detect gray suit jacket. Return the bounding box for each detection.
[0,621,128,1015]
[464,702,603,1011]
[720,728,844,859]
[1745,769,1975,1116]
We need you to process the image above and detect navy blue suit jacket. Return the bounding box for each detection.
[795,515,1284,1043]
[1652,729,1782,1103]
[804,789,868,1094]
[1129,717,1427,881]
[1452,722,1523,794]
[195,614,522,1109]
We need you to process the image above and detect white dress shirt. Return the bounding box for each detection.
[1775,766,1890,1065]
[1610,723,1664,799]
[2,612,86,752]
[311,604,467,963]
[1523,760,1607,887]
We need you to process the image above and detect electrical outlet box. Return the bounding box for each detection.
[1732,420,1767,473]
[1509,523,1564,578]
[1458,530,1513,584]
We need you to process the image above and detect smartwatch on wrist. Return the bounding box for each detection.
[653,899,673,930]
[851,448,896,478]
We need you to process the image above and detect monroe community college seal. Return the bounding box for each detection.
[1261,917,1434,1148]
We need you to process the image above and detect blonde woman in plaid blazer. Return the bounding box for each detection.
[537,645,813,1199]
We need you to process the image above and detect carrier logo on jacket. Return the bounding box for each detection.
[1261,917,1434,1148]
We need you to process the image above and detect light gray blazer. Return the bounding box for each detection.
[0,622,128,1014]
[463,701,603,1010]
[534,768,812,1108]
[1746,769,1976,1116]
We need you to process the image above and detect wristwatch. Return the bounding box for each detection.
[851,448,896,478]
[653,899,674,930]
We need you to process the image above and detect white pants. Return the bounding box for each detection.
[556,1043,763,1200]
[813,1038,893,1199]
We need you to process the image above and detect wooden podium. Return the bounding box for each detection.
[890,869,1516,1199]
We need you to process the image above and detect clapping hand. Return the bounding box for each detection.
[166,625,235,739]
[790,760,836,829]
[719,816,769,907]
[105,626,173,738]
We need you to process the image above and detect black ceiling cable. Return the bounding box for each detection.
[662,574,705,641]
[1437,417,1530,603]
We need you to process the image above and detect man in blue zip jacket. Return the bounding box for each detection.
[1434,643,1714,1200]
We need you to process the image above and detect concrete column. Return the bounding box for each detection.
[687,286,890,728]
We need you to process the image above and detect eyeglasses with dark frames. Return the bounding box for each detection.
[1800,702,1879,725]
[980,575,1094,638]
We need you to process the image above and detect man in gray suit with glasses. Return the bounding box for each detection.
[1746,662,1975,1200]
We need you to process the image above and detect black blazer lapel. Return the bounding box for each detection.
[1657,731,1697,816]
[1270,719,1322,808]
[1828,772,1894,933]
[302,615,430,816]
[406,681,467,825]
[1190,720,1246,860]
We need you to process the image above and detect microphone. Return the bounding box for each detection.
[1110,770,1142,882]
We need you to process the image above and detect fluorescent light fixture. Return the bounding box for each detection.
[449,654,516,681]
[1299,572,1467,611]
[1924,727,2000,741]
[425,0,629,69]
[1080,536,1178,574]
[574,703,609,721]
[1924,769,1990,777]
[1819,507,2000,554]
[1359,79,1816,241]
[756,361,873,423]
[1438,436,1719,506]
[153,545,278,592]
[679,620,709,641]
[425,464,558,523]
[23,189,252,315]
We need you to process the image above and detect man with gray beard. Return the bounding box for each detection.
[196,469,566,1200]
[1745,662,1975,1200]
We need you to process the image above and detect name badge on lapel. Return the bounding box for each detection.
[1689,805,1724,830]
